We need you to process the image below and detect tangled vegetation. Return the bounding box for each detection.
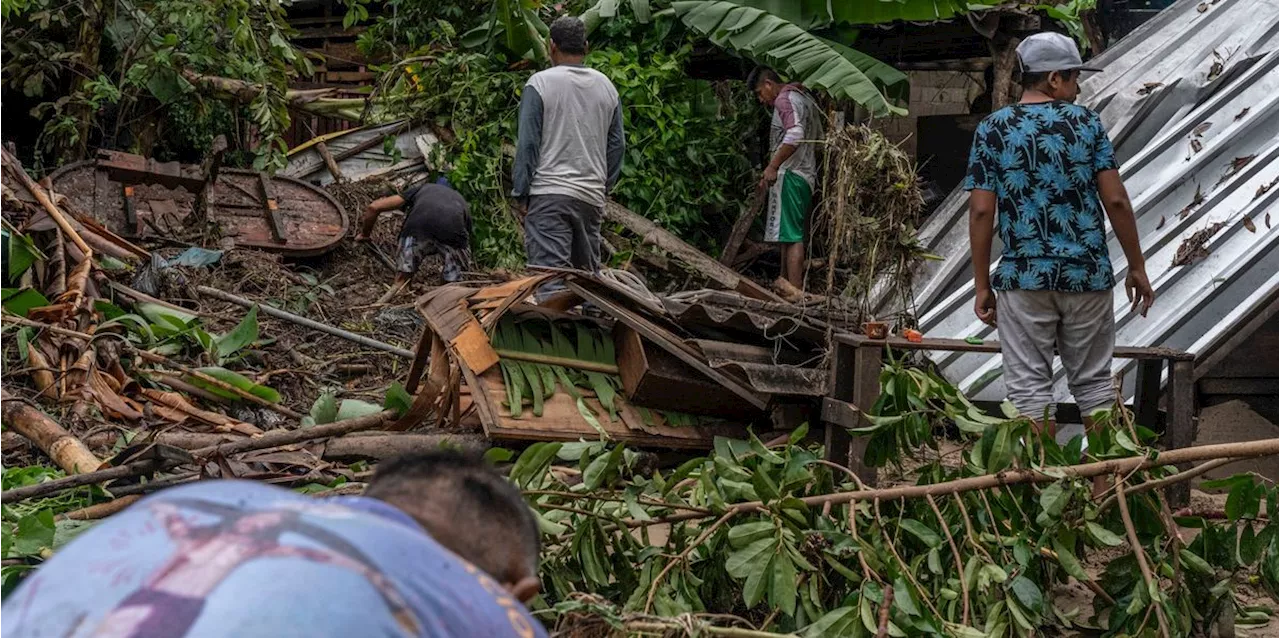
[514,356,1278,636]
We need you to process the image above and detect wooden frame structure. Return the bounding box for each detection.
[822,334,1199,503]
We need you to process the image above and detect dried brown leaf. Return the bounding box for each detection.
[1267,213,1272,229]
[1196,2,1209,11]
[1253,177,1278,200]
[1138,82,1164,95]
[1190,139,1203,154]
[1192,122,1212,137]
[1235,107,1250,120]
[1243,215,1257,233]
[1156,215,1166,230]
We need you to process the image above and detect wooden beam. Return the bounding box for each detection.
[1165,360,1197,507]
[258,172,287,243]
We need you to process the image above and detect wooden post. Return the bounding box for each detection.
[850,345,882,486]
[1133,359,1164,431]
[825,341,855,470]
[316,141,344,182]
[1164,359,1197,507]
[989,33,1021,110]
[193,135,228,225]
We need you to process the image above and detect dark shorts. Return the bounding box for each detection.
[397,235,471,283]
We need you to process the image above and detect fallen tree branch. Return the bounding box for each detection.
[1116,476,1171,638]
[1,410,395,503]
[195,285,414,358]
[621,439,1279,529]
[2,390,101,475]
[1097,457,1242,515]
[55,495,142,521]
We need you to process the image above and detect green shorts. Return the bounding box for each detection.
[764,169,811,244]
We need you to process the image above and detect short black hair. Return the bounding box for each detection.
[365,451,541,585]
[1017,66,1079,89]
[549,16,587,55]
[747,66,780,89]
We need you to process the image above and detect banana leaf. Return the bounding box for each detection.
[673,1,908,117]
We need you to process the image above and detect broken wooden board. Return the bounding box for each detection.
[48,161,349,256]
[615,324,763,420]
[471,369,734,448]
[603,200,784,303]
[416,285,500,375]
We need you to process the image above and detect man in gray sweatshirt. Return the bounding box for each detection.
[511,16,624,296]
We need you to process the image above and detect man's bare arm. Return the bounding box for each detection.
[1098,169,1155,316]
[357,195,405,240]
[969,190,998,325]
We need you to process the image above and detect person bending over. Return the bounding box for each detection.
[357,177,473,286]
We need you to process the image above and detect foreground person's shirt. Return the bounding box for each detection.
[2,480,546,638]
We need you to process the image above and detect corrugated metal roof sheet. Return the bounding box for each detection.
[885,0,1279,402]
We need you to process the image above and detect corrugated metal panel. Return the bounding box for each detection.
[887,0,1280,403]
[283,120,433,185]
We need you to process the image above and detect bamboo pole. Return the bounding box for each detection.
[2,390,102,474]
[1,410,395,503]
[195,285,414,359]
[494,349,619,374]
[1,149,92,257]
[56,495,142,521]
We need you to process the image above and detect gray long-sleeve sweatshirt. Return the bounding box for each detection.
[512,64,624,209]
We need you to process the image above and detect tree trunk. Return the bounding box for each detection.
[67,0,106,162]
[2,391,102,474]
[990,33,1021,110]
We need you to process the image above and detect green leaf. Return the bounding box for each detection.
[893,576,920,616]
[383,382,413,417]
[336,399,383,421]
[11,510,55,557]
[509,442,563,488]
[308,392,338,426]
[742,553,773,608]
[1038,481,1070,521]
[2,288,49,317]
[728,521,775,548]
[137,302,198,329]
[726,537,775,579]
[771,552,797,616]
[188,367,281,403]
[583,444,624,490]
[6,229,43,279]
[1179,549,1215,577]
[788,422,810,445]
[214,305,259,361]
[1052,536,1091,582]
[671,2,907,117]
[1085,521,1124,547]
[898,518,942,548]
[1009,574,1044,616]
[802,606,860,638]
[1226,478,1261,521]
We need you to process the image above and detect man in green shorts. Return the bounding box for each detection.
[748,67,824,290]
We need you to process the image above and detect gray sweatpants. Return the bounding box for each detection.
[997,290,1116,420]
[524,194,602,299]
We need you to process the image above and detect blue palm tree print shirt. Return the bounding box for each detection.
[965,101,1119,292]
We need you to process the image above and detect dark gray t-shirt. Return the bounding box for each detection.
[399,183,471,248]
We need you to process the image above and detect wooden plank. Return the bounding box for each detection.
[824,341,855,473]
[820,397,860,429]
[315,141,345,182]
[258,172,287,243]
[566,280,769,410]
[1133,359,1165,431]
[849,345,882,486]
[835,334,1195,361]
[1165,360,1197,507]
[474,369,730,448]
[719,192,765,266]
[603,200,784,303]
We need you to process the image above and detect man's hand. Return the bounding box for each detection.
[974,288,997,326]
[759,165,779,191]
[1126,268,1156,317]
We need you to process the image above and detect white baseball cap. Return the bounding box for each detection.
[1016,32,1102,73]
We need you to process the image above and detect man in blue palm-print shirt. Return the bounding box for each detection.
[965,33,1156,461]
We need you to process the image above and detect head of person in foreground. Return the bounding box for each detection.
[365,451,543,602]
[1014,31,1101,103]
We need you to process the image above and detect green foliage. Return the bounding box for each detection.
[5,228,45,281]
[2,288,50,318]
[1,466,103,598]
[4,0,310,171]
[672,1,907,116]
[187,367,281,403]
[521,365,1278,636]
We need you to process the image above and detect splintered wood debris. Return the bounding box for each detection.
[1171,221,1228,267]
